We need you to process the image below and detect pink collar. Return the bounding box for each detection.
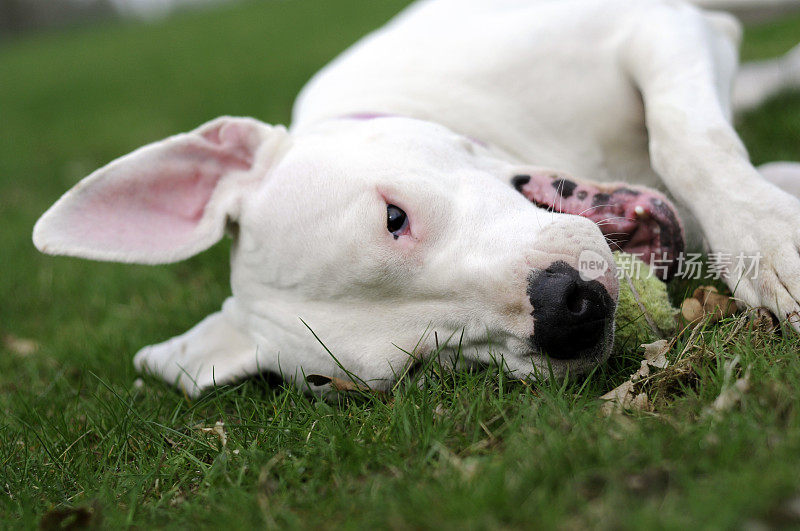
[340,112,397,120]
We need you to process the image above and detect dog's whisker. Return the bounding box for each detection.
[595,219,636,227]
[594,215,634,223]
[606,241,626,252]
[576,203,616,216]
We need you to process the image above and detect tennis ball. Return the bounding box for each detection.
[613,252,678,354]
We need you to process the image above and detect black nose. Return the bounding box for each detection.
[527,261,615,360]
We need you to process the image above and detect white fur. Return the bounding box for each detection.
[34,0,800,396]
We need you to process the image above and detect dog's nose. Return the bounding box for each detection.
[527,261,614,360]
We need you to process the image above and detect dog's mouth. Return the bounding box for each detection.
[513,173,685,280]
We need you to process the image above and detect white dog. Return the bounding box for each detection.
[33,0,800,396]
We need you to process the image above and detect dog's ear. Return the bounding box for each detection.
[33,116,289,264]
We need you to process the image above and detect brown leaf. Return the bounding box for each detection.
[681,297,704,323]
[687,286,738,325]
[692,285,718,302]
[702,295,737,321]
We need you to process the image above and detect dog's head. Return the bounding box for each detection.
[33,116,618,395]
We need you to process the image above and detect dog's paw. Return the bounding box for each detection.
[726,245,800,332]
[708,189,800,332]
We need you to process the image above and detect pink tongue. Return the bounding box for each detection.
[512,173,685,280]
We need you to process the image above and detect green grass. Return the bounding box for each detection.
[2,2,800,528]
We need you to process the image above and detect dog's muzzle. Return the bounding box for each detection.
[527,261,615,360]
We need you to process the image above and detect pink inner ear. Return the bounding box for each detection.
[39,118,264,262]
[81,143,251,254]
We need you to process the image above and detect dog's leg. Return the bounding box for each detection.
[134,298,265,397]
[624,5,800,328]
[734,42,800,113]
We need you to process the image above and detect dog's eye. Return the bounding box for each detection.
[387,204,409,239]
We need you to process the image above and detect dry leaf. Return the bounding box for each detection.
[600,340,670,416]
[706,356,751,416]
[197,421,227,447]
[692,285,718,302]
[681,297,703,323]
[433,403,448,419]
[683,286,738,328]
[433,442,479,481]
[306,374,371,392]
[710,376,750,412]
[696,286,737,320]
[631,392,652,412]
[3,334,38,356]
[642,339,669,369]
[600,380,634,404]
[632,361,650,380]
[599,380,635,416]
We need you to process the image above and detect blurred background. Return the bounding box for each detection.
[1,0,230,34]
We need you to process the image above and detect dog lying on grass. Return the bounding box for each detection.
[33,0,800,396]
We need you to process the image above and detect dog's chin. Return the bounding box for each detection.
[521,322,615,380]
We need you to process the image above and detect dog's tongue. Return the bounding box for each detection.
[513,173,685,280]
